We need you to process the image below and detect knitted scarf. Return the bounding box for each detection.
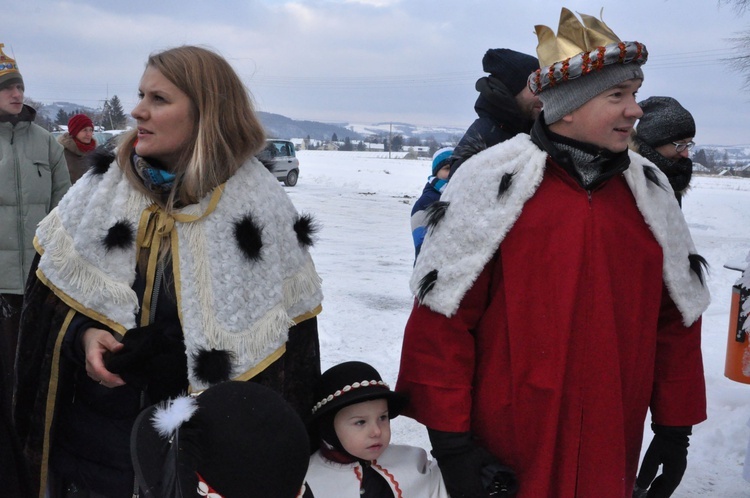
[635,138,693,194]
[74,137,97,153]
[132,152,177,194]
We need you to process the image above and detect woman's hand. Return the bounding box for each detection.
[82,327,126,388]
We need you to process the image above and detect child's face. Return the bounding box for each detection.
[333,398,391,461]
[436,164,450,180]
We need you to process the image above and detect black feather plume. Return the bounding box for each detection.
[192,348,234,385]
[417,269,438,303]
[102,220,135,251]
[234,214,264,261]
[497,172,515,197]
[643,165,667,191]
[294,213,320,248]
[87,149,116,176]
[425,201,450,232]
[688,253,709,286]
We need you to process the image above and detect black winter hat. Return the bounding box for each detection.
[309,361,408,422]
[131,381,309,498]
[636,96,696,148]
[482,48,539,96]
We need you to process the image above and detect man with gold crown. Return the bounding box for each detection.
[396,8,709,498]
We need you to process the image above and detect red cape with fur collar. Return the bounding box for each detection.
[397,155,706,497]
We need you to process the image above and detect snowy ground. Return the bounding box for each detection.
[285,150,750,497]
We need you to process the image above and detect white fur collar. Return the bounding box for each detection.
[411,134,710,326]
[36,158,323,389]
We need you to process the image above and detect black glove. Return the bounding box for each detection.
[106,322,187,401]
[634,424,692,498]
[429,429,518,498]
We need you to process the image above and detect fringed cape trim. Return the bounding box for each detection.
[35,157,323,390]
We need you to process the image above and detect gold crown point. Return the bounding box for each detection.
[535,7,623,67]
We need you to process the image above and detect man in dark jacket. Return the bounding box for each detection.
[449,48,541,177]
[631,96,696,207]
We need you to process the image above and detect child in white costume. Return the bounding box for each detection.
[301,361,448,498]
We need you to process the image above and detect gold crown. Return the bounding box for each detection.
[534,8,621,67]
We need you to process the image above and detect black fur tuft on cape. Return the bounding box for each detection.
[417,269,438,303]
[643,165,667,191]
[234,214,264,261]
[498,172,515,197]
[425,201,450,232]
[87,149,116,176]
[688,253,709,286]
[102,220,135,251]
[294,213,319,248]
[192,348,235,385]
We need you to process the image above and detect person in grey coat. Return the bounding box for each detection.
[0,43,70,422]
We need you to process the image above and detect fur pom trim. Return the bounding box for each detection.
[103,220,135,251]
[688,253,709,286]
[152,396,199,438]
[192,348,235,385]
[417,269,438,303]
[88,149,116,176]
[234,214,264,261]
[498,172,515,197]
[642,165,667,191]
[294,213,319,248]
[424,202,449,232]
[411,134,548,317]
[410,136,710,325]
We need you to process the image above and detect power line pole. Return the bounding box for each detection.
[388,122,392,159]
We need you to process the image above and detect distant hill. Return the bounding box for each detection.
[33,98,461,141]
[258,112,363,141]
[38,101,98,122]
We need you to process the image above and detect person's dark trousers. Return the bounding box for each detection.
[0,293,23,423]
[0,293,32,498]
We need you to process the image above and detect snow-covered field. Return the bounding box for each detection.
[286,150,750,497]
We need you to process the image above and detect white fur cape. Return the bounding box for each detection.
[411,134,710,326]
[35,157,323,390]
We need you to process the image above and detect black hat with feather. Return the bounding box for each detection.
[131,381,309,498]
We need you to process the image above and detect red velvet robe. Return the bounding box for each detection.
[396,160,706,498]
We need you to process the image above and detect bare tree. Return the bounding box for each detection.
[722,0,750,13]
[723,0,750,87]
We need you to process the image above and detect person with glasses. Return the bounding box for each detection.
[632,96,696,206]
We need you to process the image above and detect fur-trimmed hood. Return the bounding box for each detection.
[35,156,323,390]
[411,133,710,326]
[57,132,97,157]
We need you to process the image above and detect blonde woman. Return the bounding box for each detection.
[15,46,323,498]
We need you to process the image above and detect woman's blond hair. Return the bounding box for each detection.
[118,45,266,208]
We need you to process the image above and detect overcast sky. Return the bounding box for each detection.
[5,0,749,145]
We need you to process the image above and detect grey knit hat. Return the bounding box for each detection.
[528,9,647,124]
[539,62,644,124]
[636,96,696,148]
